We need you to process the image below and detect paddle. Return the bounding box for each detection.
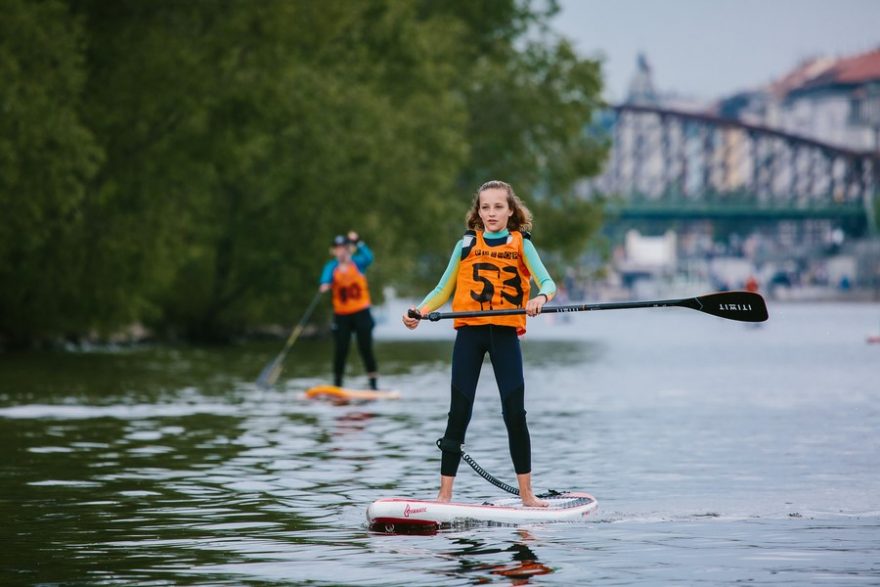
[256,290,324,388]
[408,291,768,323]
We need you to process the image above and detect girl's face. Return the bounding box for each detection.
[478,188,513,232]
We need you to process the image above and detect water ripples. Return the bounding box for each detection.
[1,303,879,584]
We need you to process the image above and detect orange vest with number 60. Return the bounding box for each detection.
[331,263,371,315]
[452,230,532,335]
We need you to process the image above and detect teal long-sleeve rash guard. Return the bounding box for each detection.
[417,229,556,313]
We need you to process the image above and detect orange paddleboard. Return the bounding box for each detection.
[304,385,400,401]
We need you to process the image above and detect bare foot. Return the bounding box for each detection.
[521,495,549,507]
[436,492,452,503]
[515,473,547,507]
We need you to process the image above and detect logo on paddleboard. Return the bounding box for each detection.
[403,504,427,517]
[718,303,751,312]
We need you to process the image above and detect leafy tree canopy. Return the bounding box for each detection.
[0,0,606,346]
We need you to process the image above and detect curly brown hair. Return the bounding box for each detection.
[465,180,533,232]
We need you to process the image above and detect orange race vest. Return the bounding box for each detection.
[331,262,371,315]
[452,230,532,335]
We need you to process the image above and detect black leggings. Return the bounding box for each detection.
[332,308,377,386]
[440,325,532,476]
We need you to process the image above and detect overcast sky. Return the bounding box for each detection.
[551,0,880,102]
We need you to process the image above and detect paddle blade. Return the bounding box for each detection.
[693,291,769,322]
[255,358,282,388]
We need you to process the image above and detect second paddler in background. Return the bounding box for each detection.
[319,231,380,391]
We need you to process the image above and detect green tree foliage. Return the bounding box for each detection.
[0,0,606,345]
[0,0,102,345]
[412,0,608,279]
[447,3,607,259]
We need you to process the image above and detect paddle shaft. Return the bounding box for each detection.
[425,299,698,320]
[410,291,768,323]
[279,291,323,352]
[256,290,323,387]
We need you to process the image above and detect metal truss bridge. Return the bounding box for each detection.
[592,104,879,234]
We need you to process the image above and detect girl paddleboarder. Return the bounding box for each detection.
[402,180,556,507]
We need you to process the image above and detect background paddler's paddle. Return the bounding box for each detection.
[256,290,323,388]
[408,290,768,323]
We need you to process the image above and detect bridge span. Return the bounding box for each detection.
[590,104,879,235]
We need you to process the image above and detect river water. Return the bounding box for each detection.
[1,301,878,585]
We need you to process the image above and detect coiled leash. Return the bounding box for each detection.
[436,438,565,499]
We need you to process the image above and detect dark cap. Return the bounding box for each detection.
[332,234,349,247]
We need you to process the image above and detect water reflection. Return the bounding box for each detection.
[333,410,376,436]
[445,530,552,585]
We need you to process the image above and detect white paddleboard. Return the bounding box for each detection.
[367,492,597,531]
